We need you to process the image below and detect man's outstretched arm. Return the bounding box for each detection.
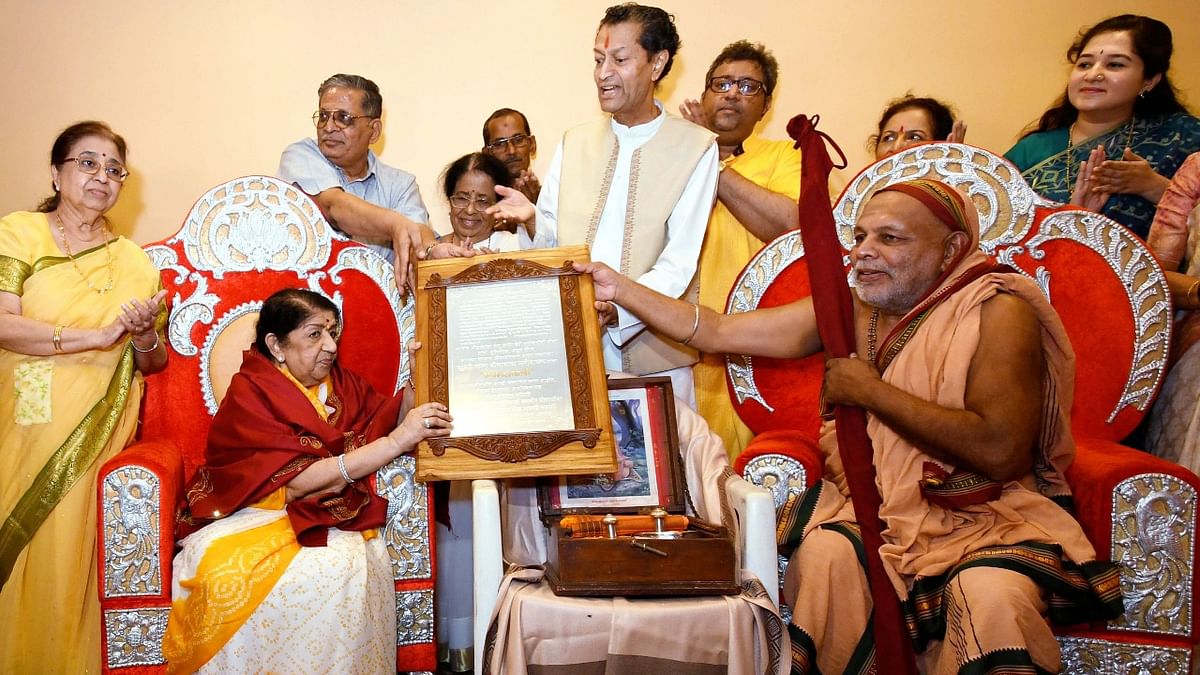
[576,260,822,360]
[311,188,436,286]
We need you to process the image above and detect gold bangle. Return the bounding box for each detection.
[680,304,701,346]
[132,332,160,354]
[52,325,64,353]
[1188,279,1200,307]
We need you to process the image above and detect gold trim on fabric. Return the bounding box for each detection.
[29,237,120,275]
[0,254,31,295]
[584,142,622,248]
[0,344,136,588]
[1023,121,1133,177]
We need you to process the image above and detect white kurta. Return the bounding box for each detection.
[533,103,719,395]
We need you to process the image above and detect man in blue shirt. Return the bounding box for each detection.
[278,73,436,286]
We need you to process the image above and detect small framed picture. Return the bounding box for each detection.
[540,376,684,516]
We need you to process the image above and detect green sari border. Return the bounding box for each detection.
[0,255,31,295]
[32,237,119,275]
[1022,121,1131,178]
[778,479,823,551]
[0,343,136,588]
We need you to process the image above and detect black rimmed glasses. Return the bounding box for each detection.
[63,153,129,182]
[707,77,766,97]
[312,110,374,129]
[485,133,533,152]
[449,193,496,211]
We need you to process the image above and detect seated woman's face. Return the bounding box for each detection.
[272,309,340,387]
[448,170,499,242]
[876,108,936,159]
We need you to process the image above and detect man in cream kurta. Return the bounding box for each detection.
[527,4,718,405]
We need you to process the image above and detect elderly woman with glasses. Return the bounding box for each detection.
[0,121,167,673]
[426,152,531,257]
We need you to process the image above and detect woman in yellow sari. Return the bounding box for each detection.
[0,121,166,674]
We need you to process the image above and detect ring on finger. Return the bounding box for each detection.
[423,418,432,429]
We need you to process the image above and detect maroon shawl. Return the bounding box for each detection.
[180,349,405,546]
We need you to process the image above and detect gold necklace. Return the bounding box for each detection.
[54,212,115,295]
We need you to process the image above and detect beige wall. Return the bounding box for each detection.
[2,1,1197,242]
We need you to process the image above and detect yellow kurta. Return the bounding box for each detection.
[694,136,801,457]
[0,211,161,674]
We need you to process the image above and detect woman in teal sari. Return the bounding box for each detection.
[1005,14,1200,240]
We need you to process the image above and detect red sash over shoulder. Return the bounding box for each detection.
[180,349,405,546]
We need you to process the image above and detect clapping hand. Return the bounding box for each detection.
[678,99,705,126]
[514,170,541,205]
[1069,146,1112,212]
[119,290,167,350]
[1090,147,1171,203]
[946,119,968,144]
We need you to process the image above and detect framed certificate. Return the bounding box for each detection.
[413,245,616,481]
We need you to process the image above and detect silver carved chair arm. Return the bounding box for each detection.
[96,440,184,671]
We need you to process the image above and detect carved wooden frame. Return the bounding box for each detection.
[414,245,615,481]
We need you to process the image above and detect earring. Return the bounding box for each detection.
[53,183,59,191]
[1139,89,1148,98]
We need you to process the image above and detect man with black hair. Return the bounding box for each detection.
[679,41,803,454]
[496,4,718,403]
[483,108,541,202]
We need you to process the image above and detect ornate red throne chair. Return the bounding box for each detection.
[93,176,436,673]
[730,143,1199,671]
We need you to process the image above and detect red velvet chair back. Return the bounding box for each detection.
[140,176,413,480]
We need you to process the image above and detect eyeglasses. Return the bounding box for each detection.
[62,153,129,182]
[449,193,497,210]
[485,134,533,152]
[707,77,766,97]
[312,110,374,129]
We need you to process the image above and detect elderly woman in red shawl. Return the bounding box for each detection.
[163,288,450,674]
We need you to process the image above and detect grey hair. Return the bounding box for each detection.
[317,74,383,118]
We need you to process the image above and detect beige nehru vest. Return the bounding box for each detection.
[557,114,714,375]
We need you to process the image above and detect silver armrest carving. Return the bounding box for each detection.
[101,466,162,597]
[1059,636,1191,674]
[1110,473,1195,636]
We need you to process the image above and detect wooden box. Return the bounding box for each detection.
[539,377,739,597]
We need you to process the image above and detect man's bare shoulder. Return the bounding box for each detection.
[979,291,1040,335]
[975,291,1044,370]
